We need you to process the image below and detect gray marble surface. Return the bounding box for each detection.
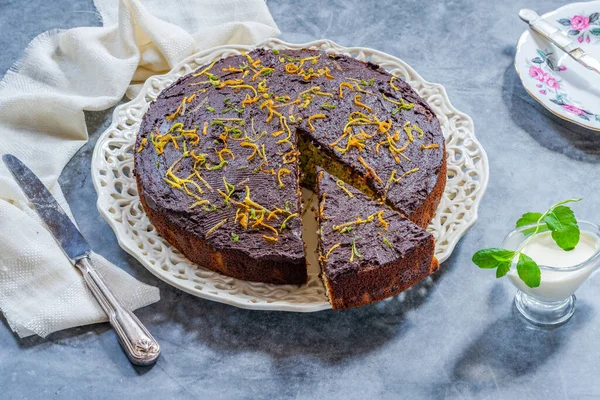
[1,0,600,398]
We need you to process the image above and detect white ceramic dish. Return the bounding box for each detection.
[515,1,600,130]
[91,38,488,311]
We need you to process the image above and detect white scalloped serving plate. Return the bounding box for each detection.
[91,38,489,312]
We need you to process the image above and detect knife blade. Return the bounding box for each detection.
[519,9,600,76]
[2,154,91,262]
[2,154,160,366]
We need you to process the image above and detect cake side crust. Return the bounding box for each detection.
[136,170,307,285]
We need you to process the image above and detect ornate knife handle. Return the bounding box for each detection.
[75,257,160,366]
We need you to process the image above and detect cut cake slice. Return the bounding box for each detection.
[316,168,439,309]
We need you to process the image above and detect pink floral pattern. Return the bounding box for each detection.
[528,66,546,82]
[527,48,600,123]
[558,12,600,43]
[545,77,560,90]
[562,104,585,116]
[570,15,590,31]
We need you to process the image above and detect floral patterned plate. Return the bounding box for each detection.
[515,1,600,130]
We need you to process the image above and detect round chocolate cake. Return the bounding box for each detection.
[134,48,446,305]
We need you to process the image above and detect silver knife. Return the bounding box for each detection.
[519,8,600,75]
[2,154,160,366]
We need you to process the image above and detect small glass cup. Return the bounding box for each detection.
[502,220,600,326]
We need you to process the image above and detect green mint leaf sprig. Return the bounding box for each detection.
[472,198,582,288]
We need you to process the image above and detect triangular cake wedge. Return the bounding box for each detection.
[316,168,439,309]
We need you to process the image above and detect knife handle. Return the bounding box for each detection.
[75,257,160,366]
[519,9,577,52]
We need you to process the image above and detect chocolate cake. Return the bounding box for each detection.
[134,48,446,297]
[316,168,438,309]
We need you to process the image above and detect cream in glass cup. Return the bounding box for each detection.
[502,220,600,326]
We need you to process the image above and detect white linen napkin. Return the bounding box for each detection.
[0,0,280,338]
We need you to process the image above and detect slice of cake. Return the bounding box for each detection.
[316,168,439,309]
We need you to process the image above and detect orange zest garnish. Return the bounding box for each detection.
[277,168,291,188]
[218,79,244,88]
[205,218,228,237]
[353,94,372,113]
[404,121,424,142]
[137,137,147,153]
[335,134,367,154]
[377,130,410,163]
[272,98,300,109]
[253,216,278,236]
[389,76,401,91]
[383,168,420,198]
[241,94,260,108]
[331,210,387,233]
[319,67,334,79]
[376,210,389,231]
[228,84,258,97]
[235,208,248,230]
[240,141,259,161]
[251,68,274,81]
[282,149,299,164]
[192,61,216,77]
[382,93,414,110]
[243,52,262,69]
[300,68,321,81]
[307,113,326,132]
[259,161,275,175]
[271,128,285,137]
[319,192,327,220]
[331,216,368,232]
[166,94,196,121]
[377,118,392,133]
[357,155,383,184]
[276,117,293,148]
[335,180,354,198]
[259,99,283,123]
[285,63,300,74]
[279,213,298,231]
[323,243,341,261]
[257,79,268,93]
[222,66,244,73]
[338,82,354,99]
[262,235,278,243]
[299,86,333,98]
[329,131,349,148]
[230,185,290,236]
[421,143,439,150]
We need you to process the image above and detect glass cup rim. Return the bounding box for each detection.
[501,219,600,272]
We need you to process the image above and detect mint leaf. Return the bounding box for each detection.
[516,212,542,228]
[496,262,511,278]
[472,199,582,287]
[543,205,580,250]
[516,212,547,236]
[516,253,540,288]
[472,248,515,269]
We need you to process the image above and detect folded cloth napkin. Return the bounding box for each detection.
[0,0,280,338]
